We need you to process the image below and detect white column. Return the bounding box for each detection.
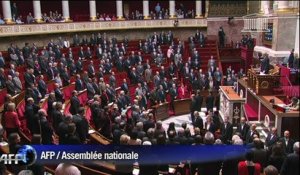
[195,0,202,18]
[277,1,290,10]
[169,0,176,18]
[2,0,13,23]
[62,0,71,21]
[295,17,299,55]
[33,0,43,23]
[260,1,270,14]
[143,0,150,19]
[116,0,124,20]
[89,0,96,21]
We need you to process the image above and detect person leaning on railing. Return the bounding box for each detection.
[285,97,299,111]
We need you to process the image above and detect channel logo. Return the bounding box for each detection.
[0,145,37,166]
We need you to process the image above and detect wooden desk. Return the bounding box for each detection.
[174,98,191,116]
[152,102,169,120]
[247,69,280,95]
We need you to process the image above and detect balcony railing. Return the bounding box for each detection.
[0,18,207,37]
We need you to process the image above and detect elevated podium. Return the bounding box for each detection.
[174,98,192,116]
[247,68,280,95]
[152,102,169,121]
[219,86,246,126]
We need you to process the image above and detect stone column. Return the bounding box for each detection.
[295,17,299,55]
[205,0,209,17]
[143,0,150,19]
[276,0,293,13]
[260,1,270,14]
[33,0,43,23]
[169,0,176,19]
[89,0,97,21]
[62,0,72,22]
[116,0,124,20]
[195,0,202,18]
[1,0,14,24]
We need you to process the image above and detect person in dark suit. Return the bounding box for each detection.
[245,123,260,144]
[190,95,198,124]
[261,53,270,74]
[5,75,17,96]
[101,89,109,108]
[279,130,295,155]
[268,143,285,172]
[280,141,299,175]
[195,90,203,112]
[193,111,203,131]
[37,75,47,98]
[87,61,95,78]
[205,116,216,134]
[251,138,268,171]
[220,116,233,144]
[169,83,178,111]
[156,85,166,103]
[86,78,95,100]
[52,102,64,133]
[54,83,64,103]
[288,49,295,68]
[265,127,279,152]
[206,91,214,112]
[72,107,89,144]
[38,109,53,145]
[75,74,84,91]
[236,117,250,142]
[69,90,80,115]
[218,26,225,48]
[121,79,129,94]
[25,98,40,134]
[58,115,75,145]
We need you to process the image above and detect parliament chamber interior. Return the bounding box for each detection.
[0,0,299,175]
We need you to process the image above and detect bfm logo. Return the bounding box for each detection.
[0,154,26,165]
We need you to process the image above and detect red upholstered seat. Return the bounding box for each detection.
[244,103,258,121]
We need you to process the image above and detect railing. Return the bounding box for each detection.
[0,18,208,37]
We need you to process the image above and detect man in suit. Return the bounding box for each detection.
[280,142,299,175]
[144,65,152,84]
[261,53,270,74]
[193,111,203,131]
[86,78,95,100]
[87,61,95,78]
[236,117,250,141]
[169,83,178,111]
[220,116,233,144]
[279,130,295,154]
[265,127,279,151]
[251,138,268,170]
[38,109,53,145]
[12,72,22,94]
[190,95,198,124]
[195,90,203,112]
[245,123,260,144]
[109,72,116,88]
[6,75,17,96]
[75,74,84,92]
[25,98,40,134]
[153,71,161,88]
[24,68,35,88]
[72,107,89,144]
[156,85,166,103]
[37,75,47,98]
[205,116,216,134]
[69,90,80,115]
[206,91,214,112]
[121,79,129,94]
[54,83,64,103]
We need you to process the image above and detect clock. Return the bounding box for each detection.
[260,81,269,89]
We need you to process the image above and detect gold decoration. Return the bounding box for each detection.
[260,81,269,89]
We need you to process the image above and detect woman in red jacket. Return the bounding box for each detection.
[3,102,21,137]
[238,151,261,175]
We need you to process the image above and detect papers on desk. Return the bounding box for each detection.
[277,104,286,108]
[88,129,95,134]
